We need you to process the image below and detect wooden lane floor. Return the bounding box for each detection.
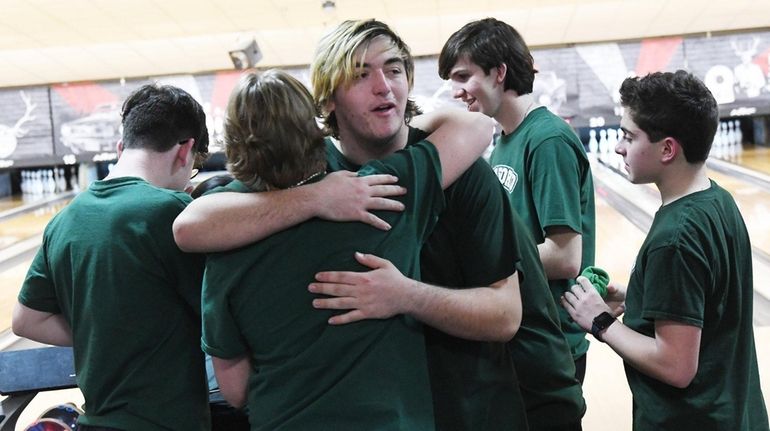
[0,198,70,333]
[715,144,770,175]
[2,166,769,429]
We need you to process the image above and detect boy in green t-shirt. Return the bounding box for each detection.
[13,84,211,430]
[203,69,496,429]
[562,70,769,430]
[437,17,589,431]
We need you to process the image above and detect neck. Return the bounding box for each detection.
[105,149,180,190]
[656,162,710,206]
[497,92,536,135]
[337,124,409,165]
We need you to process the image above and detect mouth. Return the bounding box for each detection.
[372,102,396,114]
[464,97,477,111]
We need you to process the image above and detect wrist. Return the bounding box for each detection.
[591,311,616,342]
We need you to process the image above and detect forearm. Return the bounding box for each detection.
[12,303,73,346]
[601,322,698,388]
[403,275,521,342]
[174,187,318,252]
[212,355,250,408]
[537,229,582,280]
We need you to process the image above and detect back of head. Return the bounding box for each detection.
[224,69,326,191]
[439,18,537,95]
[121,84,209,158]
[619,70,719,163]
[310,19,419,137]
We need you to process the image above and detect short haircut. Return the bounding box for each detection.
[224,69,326,191]
[120,84,209,158]
[620,70,719,163]
[438,18,537,95]
[310,19,420,137]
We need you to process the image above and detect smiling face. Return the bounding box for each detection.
[447,55,505,118]
[618,111,664,184]
[327,35,409,153]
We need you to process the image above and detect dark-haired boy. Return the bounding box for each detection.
[562,70,768,430]
[13,84,212,430]
[439,17,588,431]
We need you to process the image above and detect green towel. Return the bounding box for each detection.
[580,266,609,298]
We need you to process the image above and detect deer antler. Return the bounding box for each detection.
[14,91,37,137]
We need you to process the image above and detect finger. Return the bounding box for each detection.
[328,310,366,325]
[362,174,399,185]
[560,294,575,312]
[369,184,407,198]
[367,197,405,212]
[312,296,356,310]
[309,279,357,293]
[362,213,392,231]
[354,251,390,269]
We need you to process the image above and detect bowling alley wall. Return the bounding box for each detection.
[0,28,769,172]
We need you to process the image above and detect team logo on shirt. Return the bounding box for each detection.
[492,165,518,193]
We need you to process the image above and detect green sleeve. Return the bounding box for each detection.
[529,136,584,236]
[18,238,60,314]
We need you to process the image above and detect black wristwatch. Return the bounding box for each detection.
[591,312,616,342]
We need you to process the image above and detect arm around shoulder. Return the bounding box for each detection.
[413,109,495,189]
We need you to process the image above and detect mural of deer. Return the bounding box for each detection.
[0,91,37,158]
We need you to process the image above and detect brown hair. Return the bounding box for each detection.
[224,69,326,190]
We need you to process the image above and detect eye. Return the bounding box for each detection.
[452,73,470,83]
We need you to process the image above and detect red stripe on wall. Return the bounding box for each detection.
[52,83,119,114]
[635,37,683,76]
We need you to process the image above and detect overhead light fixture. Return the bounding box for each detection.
[229,36,262,70]
[322,0,335,14]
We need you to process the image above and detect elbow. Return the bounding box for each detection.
[550,259,581,281]
[222,388,247,409]
[661,363,698,389]
[488,307,522,342]
[172,217,197,253]
[11,304,29,339]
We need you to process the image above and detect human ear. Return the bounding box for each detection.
[495,64,508,85]
[660,137,679,164]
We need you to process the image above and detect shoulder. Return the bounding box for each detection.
[525,108,583,150]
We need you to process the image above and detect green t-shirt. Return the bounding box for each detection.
[489,106,596,360]
[201,141,445,430]
[403,128,583,429]
[19,177,209,431]
[623,181,768,430]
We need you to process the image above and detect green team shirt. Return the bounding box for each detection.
[489,106,596,360]
[202,141,444,430]
[623,181,768,430]
[19,177,209,431]
[397,128,582,429]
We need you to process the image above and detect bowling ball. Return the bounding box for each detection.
[39,402,83,430]
[24,418,70,431]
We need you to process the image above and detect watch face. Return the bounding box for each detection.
[592,312,616,341]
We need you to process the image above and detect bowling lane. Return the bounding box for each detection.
[0,257,33,333]
[0,195,29,213]
[716,144,770,175]
[705,169,770,256]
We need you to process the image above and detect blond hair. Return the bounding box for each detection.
[310,19,419,137]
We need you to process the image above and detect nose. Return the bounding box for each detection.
[452,87,466,100]
[371,69,391,95]
[615,141,625,155]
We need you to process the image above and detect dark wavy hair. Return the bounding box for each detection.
[121,84,209,158]
[439,18,537,95]
[620,70,719,163]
